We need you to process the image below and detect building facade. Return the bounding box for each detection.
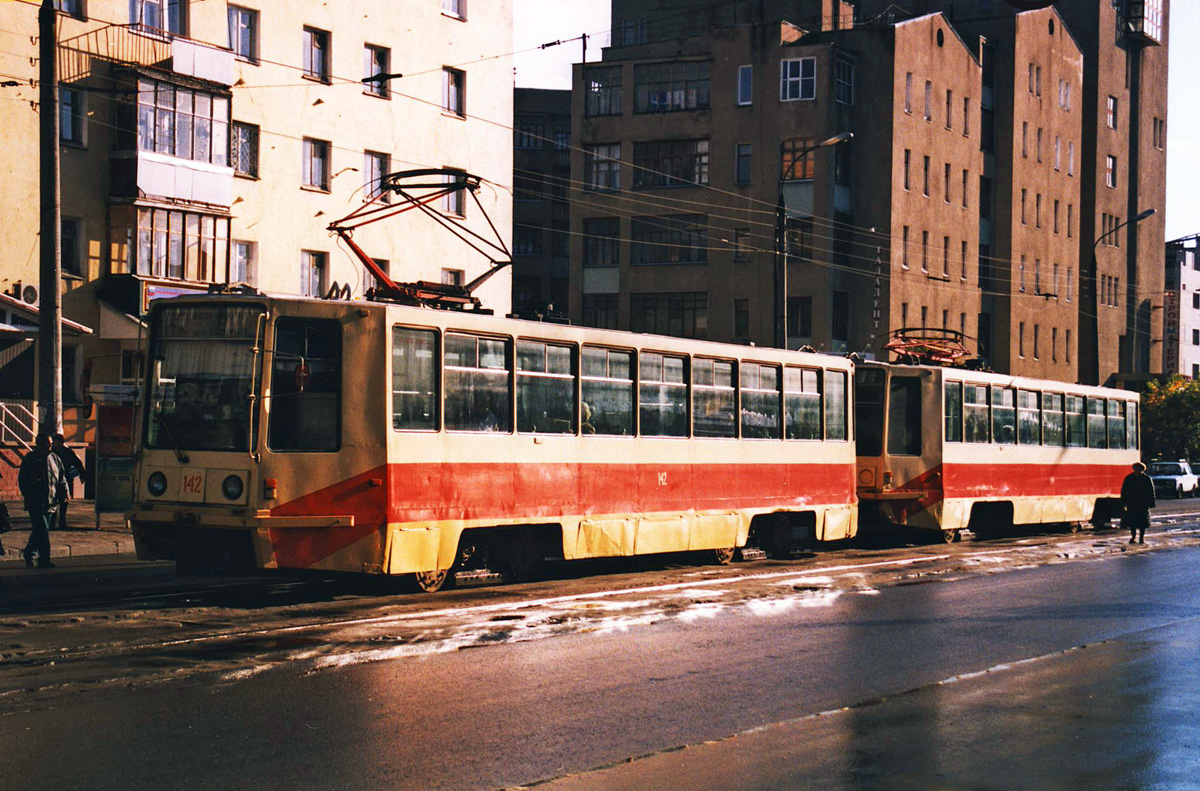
[1163,236,1200,379]
[0,0,513,449]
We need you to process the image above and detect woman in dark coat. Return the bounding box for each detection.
[1120,462,1155,544]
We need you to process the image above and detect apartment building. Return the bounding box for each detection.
[512,88,571,317]
[0,0,513,442]
[1164,237,1200,379]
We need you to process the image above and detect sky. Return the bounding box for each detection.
[513,1,1199,243]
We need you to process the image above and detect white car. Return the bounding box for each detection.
[1147,461,1199,498]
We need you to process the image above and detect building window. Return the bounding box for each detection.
[921,230,929,272]
[735,144,752,185]
[1068,141,1075,175]
[581,294,618,329]
[903,149,911,191]
[904,72,912,113]
[514,170,543,201]
[302,26,331,83]
[1106,155,1117,188]
[924,80,932,121]
[441,171,464,216]
[631,214,707,265]
[231,240,254,284]
[1054,135,1061,170]
[1052,327,1058,362]
[584,65,622,117]
[737,65,753,106]
[583,217,620,267]
[835,57,854,105]
[302,138,330,191]
[514,115,544,149]
[788,296,811,338]
[442,0,466,20]
[635,61,711,113]
[734,299,750,340]
[633,139,709,189]
[922,155,930,196]
[114,206,231,282]
[961,169,968,208]
[301,251,327,298]
[514,226,542,256]
[443,67,465,117]
[1034,325,1040,359]
[1059,79,1071,111]
[733,227,751,262]
[630,292,708,339]
[584,143,621,191]
[1021,189,1027,224]
[1053,199,1060,234]
[1067,204,1074,238]
[943,163,950,203]
[945,89,952,128]
[135,80,230,166]
[1067,266,1073,301]
[961,240,968,280]
[553,124,569,150]
[1019,322,1025,357]
[55,1,84,19]
[1036,127,1043,162]
[901,225,910,269]
[943,236,950,276]
[963,96,970,135]
[61,217,83,277]
[132,0,185,35]
[231,121,258,178]
[59,84,86,146]
[1022,122,1028,157]
[780,57,816,102]
[364,45,391,98]
[1019,256,1026,292]
[365,150,390,202]
[1036,193,1042,228]
[1153,117,1165,150]
[782,138,817,181]
[1107,96,1117,129]
[228,5,258,63]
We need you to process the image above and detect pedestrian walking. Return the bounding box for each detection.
[18,432,70,568]
[51,432,84,530]
[1120,461,1155,545]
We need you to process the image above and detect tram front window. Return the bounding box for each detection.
[854,368,886,456]
[147,304,264,453]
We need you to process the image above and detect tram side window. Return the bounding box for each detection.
[640,352,688,437]
[1086,397,1107,448]
[1127,402,1139,450]
[887,377,921,455]
[991,386,1016,445]
[853,368,885,453]
[964,384,990,443]
[392,327,438,431]
[269,318,341,452]
[517,340,575,434]
[693,357,737,438]
[1107,399,1127,449]
[1017,389,1041,445]
[741,363,782,439]
[824,369,848,441]
[1042,393,1065,446]
[581,346,633,435]
[785,367,822,440]
[1065,395,1086,447]
[944,381,963,443]
[445,333,511,432]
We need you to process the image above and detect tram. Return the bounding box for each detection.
[129,291,859,590]
[855,360,1140,542]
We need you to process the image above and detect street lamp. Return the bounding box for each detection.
[1083,207,1156,385]
[775,132,854,349]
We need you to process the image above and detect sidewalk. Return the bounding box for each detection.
[0,500,135,564]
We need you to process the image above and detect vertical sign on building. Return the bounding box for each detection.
[1163,290,1180,375]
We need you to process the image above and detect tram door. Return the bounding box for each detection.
[854,366,887,491]
[855,366,926,493]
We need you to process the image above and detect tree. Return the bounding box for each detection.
[1141,376,1200,462]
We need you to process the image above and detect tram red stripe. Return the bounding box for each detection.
[941,462,1127,498]
[269,462,857,568]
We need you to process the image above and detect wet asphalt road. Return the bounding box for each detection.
[2,539,1199,790]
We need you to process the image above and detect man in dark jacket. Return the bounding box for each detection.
[51,432,84,530]
[1120,462,1156,545]
[18,432,69,568]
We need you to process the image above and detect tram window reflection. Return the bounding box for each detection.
[1042,392,1065,446]
[694,357,736,438]
[392,326,438,431]
[517,340,575,434]
[640,352,688,437]
[944,380,963,443]
[445,333,511,432]
[741,363,781,439]
[786,367,822,440]
[991,386,1016,445]
[1065,395,1086,447]
[1086,397,1107,448]
[269,317,341,452]
[1017,389,1041,445]
[824,369,847,441]
[581,347,633,435]
[1127,402,1139,450]
[887,377,921,454]
[1107,399,1127,449]
[853,368,885,453]
[964,383,989,443]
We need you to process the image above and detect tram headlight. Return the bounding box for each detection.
[147,471,168,497]
[221,474,245,501]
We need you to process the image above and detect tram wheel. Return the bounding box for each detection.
[942,529,960,544]
[710,547,736,565]
[409,568,449,593]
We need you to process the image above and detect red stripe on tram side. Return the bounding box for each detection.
[941,462,1128,499]
[268,461,858,568]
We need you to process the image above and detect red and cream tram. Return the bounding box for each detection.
[130,292,858,589]
[854,361,1140,542]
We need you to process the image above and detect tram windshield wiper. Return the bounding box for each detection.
[157,415,190,464]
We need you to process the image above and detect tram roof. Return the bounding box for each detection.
[859,360,1139,401]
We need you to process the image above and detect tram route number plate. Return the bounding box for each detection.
[178,470,206,502]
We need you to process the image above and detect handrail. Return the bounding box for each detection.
[0,400,37,451]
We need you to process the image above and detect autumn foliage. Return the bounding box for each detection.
[1141,376,1200,462]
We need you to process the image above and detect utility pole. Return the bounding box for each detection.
[38,0,62,435]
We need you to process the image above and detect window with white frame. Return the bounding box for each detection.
[1107,95,1117,129]
[132,0,185,35]
[55,1,84,19]
[135,80,229,166]
[231,121,258,178]
[737,65,753,105]
[365,150,390,202]
[835,57,854,105]
[442,171,465,216]
[231,240,255,284]
[59,84,86,146]
[301,251,327,297]
[514,115,544,149]
[584,143,621,191]
[780,58,816,101]
[113,206,231,282]
[442,0,466,20]
[302,26,331,83]
[228,6,258,62]
[364,45,391,98]
[1106,155,1117,188]
[634,61,711,112]
[924,80,932,121]
[302,138,330,191]
[443,67,465,116]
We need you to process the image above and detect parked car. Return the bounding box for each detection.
[1147,461,1199,498]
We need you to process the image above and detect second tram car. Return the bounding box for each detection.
[130,292,858,589]
[854,361,1140,542]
